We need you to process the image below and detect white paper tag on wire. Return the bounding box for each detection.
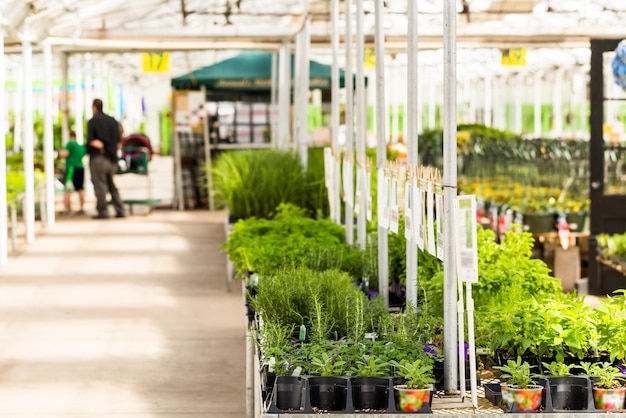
[454,195,478,283]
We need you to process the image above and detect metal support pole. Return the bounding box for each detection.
[553,67,564,136]
[515,73,523,134]
[271,51,278,147]
[0,33,8,264]
[405,0,418,309]
[374,0,389,307]
[484,75,492,127]
[201,86,214,210]
[534,72,542,137]
[61,52,70,147]
[22,21,36,244]
[443,0,459,394]
[344,0,354,245]
[43,42,56,227]
[355,0,366,250]
[299,11,310,168]
[278,40,291,149]
[11,205,17,252]
[13,67,22,153]
[331,0,341,225]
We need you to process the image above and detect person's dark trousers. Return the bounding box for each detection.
[90,155,125,217]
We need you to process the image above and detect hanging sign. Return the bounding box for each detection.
[454,195,479,283]
[142,52,171,73]
[501,48,527,66]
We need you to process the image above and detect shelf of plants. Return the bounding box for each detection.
[213,126,626,416]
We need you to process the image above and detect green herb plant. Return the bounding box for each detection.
[493,356,537,389]
[391,358,435,389]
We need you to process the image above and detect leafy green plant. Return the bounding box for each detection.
[493,356,537,388]
[580,362,625,389]
[592,290,626,362]
[310,351,347,377]
[350,355,390,377]
[541,361,577,377]
[211,149,306,219]
[391,358,435,389]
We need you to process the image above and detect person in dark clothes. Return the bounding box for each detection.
[86,98,126,219]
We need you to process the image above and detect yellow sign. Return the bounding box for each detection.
[142,52,170,73]
[364,48,376,68]
[501,48,527,66]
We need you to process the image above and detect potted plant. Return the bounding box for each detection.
[581,362,626,411]
[494,356,544,412]
[308,351,348,412]
[350,355,391,411]
[391,358,434,412]
[542,361,592,411]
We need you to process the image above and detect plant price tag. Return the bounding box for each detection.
[436,191,444,261]
[378,169,389,229]
[323,147,333,189]
[413,181,424,249]
[343,158,354,207]
[405,180,413,240]
[426,181,436,256]
[390,177,399,234]
[454,195,478,283]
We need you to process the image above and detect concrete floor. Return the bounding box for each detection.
[0,210,246,417]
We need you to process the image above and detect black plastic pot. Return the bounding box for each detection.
[308,376,348,411]
[350,377,389,411]
[548,376,595,411]
[275,376,304,411]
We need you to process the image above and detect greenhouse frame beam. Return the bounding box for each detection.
[43,41,55,228]
[22,21,35,244]
[0,32,7,265]
[344,0,354,246]
[442,0,459,395]
[404,0,418,309]
[374,0,388,307]
[355,0,366,250]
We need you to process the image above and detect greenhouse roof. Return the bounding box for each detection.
[2,0,626,82]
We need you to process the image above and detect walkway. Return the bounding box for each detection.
[0,210,246,417]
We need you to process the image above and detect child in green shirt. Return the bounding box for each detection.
[59,131,86,215]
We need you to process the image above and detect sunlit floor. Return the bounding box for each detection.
[0,210,246,417]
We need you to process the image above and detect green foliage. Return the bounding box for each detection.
[391,358,435,389]
[592,290,626,362]
[310,351,347,376]
[253,266,376,339]
[493,356,537,388]
[222,205,358,277]
[482,293,596,362]
[304,147,330,218]
[350,355,391,377]
[580,362,625,389]
[211,149,306,219]
[541,361,577,377]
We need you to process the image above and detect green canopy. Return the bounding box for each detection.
[171,50,359,91]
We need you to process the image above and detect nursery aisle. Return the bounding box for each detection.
[0,210,246,417]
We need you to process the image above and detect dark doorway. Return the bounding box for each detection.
[589,39,626,295]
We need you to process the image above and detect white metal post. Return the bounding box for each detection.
[553,67,563,136]
[43,42,56,227]
[61,52,70,146]
[344,0,354,245]
[483,74,492,127]
[22,21,36,244]
[405,0,418,309]
[270,51,278,147]
[355,0,366,250]
[73,54,84,144]
[13,65,22,153]
[428,74,436,130]
[443,0,459,394]
[534,72,542,137]
[374,0,389,307]
[278,40,291,149]
[515,73,523,134]
[0,32,8,264]
[299,11,310,168]
[331,0,341,224]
